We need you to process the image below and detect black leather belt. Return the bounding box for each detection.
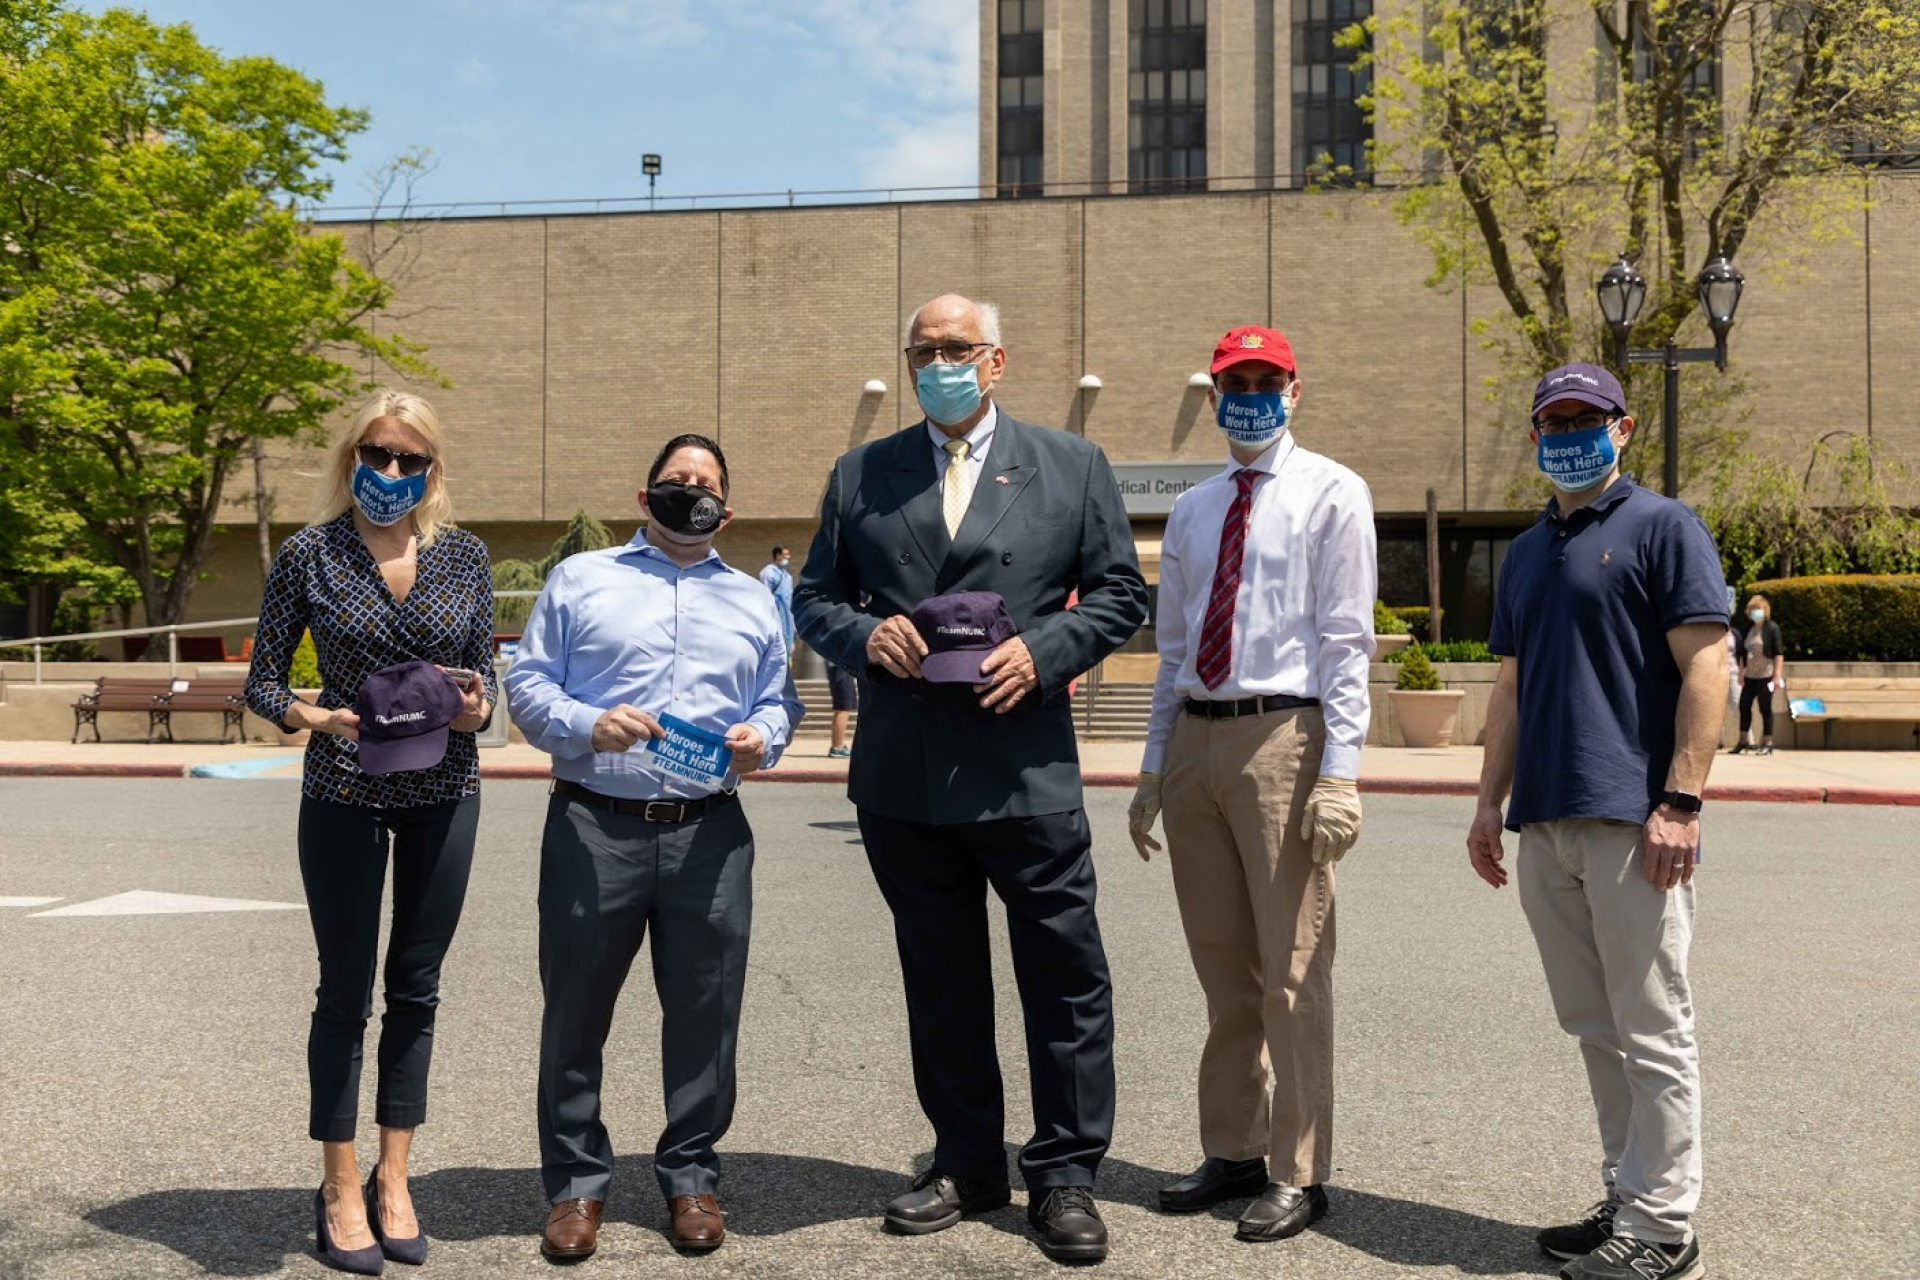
[1183,693,1320,719]
[554,778,736,823]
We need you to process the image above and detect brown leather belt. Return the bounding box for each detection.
[554,778,736,823]
[1183,693,1320,720]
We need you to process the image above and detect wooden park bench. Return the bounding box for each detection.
[71,675,246,744]
[1787,677,1920,750]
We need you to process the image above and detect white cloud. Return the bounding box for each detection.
[856,122,977,195]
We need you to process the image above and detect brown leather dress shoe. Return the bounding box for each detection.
[541,1198,604,1261]
[668,1194,726,1252]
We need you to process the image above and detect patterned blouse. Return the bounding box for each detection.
[245,512,498,808]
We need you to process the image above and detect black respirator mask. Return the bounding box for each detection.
[646,482,726,538]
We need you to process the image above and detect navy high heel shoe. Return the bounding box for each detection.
[314,1186,385,1275]
[365,1163,429,1266]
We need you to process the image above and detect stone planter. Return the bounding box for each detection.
[1391,688,1466,747]
[1373,634,1414,658]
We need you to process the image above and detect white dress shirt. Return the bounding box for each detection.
[1141,433,1377,779]
[926,401,998,481]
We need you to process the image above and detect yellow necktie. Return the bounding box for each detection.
[942,438,973,538]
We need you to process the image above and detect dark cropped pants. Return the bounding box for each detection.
[297,792,480,1143]
[1738,677,1775,738]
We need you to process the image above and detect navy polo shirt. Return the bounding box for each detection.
[1489,477,1728,831]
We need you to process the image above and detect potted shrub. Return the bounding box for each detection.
[1373,600,1414,658]
[1390,646,1466,747]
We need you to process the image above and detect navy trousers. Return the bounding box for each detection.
[858,807,1115,1191]
[536,791,755,1204]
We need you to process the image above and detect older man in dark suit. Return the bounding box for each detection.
[795,293,1147,1264]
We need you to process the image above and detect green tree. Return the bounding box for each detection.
[1355,0,1920,487]
[0,3,431,630]
[491,509,617,631]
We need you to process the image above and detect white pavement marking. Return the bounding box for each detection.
[29,890,305,917]
[0,896,62,908]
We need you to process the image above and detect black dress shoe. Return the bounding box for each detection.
[364,1163,427,1266]
[1235,1183,1329,1242]
[882,1169,1012,1235]
[1029,1186,1108,1263]
[1157,1156,1268,1213]
[314,1187,385,1275]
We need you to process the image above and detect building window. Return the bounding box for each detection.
[1292,0,1372,183]
[997,0,1045,198]
[1129,0,1208,193]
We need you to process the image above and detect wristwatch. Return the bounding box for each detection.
[1659,789,1703,814]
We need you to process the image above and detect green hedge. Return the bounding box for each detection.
[1392,606,1441,644]
[1744,574,1920,661]
[1373,600,1405,634]
[1385,640,1495,664]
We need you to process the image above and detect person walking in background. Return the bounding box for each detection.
[794,293,1147,1264]
[245,389,496,1275]
[1467,363,1726,1280]
[507,434,799,1263]
[1127,326,1376,1245]
[759,545,795,653]
[825,660,858,757]
[1729,594,1784,755]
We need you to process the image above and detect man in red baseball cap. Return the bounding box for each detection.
[1129,323,1377,1246]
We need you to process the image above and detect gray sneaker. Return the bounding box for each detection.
[1559,1234,1703,1280]
[1537,1199,1619,1260]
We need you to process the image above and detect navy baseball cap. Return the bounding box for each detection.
[911,591,1020,684]
[1532,362,1626,417]
[354,660,465,775]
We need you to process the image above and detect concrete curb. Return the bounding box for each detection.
[4,760,1918,807]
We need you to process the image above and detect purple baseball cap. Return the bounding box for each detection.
[912,591,1021,684]
[353,660,466,775]
[1532,362,1626,417]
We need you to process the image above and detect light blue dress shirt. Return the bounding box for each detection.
[505,530,802,799]
[757,561,795,647]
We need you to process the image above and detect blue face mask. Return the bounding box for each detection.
[352,462,429,526]
[1215,391,1290,449]
[1537,425,1618,492]
[915,360,984,426]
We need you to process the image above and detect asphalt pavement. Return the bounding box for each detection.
[1,780,1915,1279]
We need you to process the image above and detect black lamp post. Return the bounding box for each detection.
[642,153,662,210]
[1595,253,1746,498]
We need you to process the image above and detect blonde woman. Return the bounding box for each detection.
[1730,594,1785,755]
[245,390,496,1274]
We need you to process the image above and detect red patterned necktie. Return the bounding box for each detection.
[1194,468,1260,691]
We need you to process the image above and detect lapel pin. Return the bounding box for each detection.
[995,475,1010,485]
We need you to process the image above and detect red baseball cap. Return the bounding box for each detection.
[1210,325,1297,376]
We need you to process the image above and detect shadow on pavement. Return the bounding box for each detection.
[84,1150,911,1276]
[1311,1187,1555,1275]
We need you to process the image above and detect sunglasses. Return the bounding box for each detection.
[356,443,434,477]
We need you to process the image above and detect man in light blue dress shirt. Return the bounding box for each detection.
[758,545,795,651]
[506,433,801,1262]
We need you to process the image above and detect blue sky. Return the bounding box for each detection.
[79,0,980,212]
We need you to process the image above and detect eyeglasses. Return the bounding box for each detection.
[357,443,434,476]
[1215,373,1293,394]
[904,341,992,370]
[1531,410,1619,435]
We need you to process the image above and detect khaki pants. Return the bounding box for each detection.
[1518,820,1701,1245]
[1162,706,1334,1186]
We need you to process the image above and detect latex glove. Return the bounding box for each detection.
[1300,776,1362,865]
[1128,771,1164,861]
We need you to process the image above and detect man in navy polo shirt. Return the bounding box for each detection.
[1467,363,1727,1280]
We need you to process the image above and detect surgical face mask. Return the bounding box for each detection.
[1536,424,1619,493]
[646,481,725,540]
[1215,388,1295,450]
[915,359,985,426]
[1748,609,1765,623]
[352,463,429,527]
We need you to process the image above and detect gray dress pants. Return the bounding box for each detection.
[536,789,755,1203]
